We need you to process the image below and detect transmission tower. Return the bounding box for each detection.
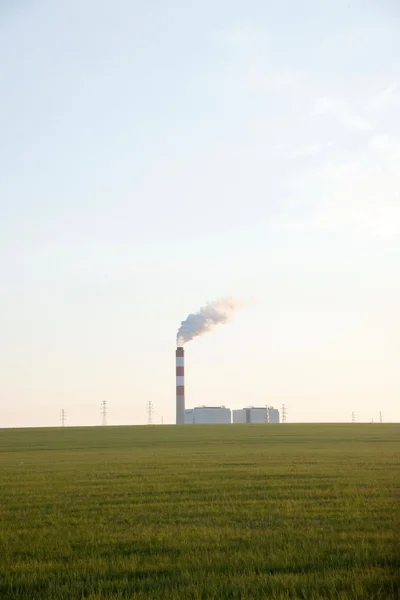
[351,411,356,423]
[265,406,270,423]
[161,416,164,425]
[147,400,153,425]
[379,411,383,423]
[60,409,66,427]
[281,404,287,423]
[101,400,107,426]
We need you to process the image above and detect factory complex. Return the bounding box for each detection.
[184,405,280,425]
[184,406,231,424]
[176,345,280,425]
[233,406,280,424]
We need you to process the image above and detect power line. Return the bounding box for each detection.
[147,400,153,425]
[60,409,66,427]
[101,400,107,426]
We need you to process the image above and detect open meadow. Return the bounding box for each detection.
[0,423,398,599]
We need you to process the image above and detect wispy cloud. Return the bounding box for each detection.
[289,134,400,238]
[211,20,399,240]
[369,84,400,110]
[312,96,373,132]
[340,112,373,132]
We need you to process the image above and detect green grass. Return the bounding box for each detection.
[0,424,399,599]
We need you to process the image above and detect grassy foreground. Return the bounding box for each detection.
[0,424,398,600]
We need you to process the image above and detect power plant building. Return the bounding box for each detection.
[175,346,280,425]
[184,406,231,424]
[232,406,280,423]
[268,407,280,423]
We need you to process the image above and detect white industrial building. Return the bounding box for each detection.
[232,406,280,424]
[268,407,280,423]
[184,406,231,424]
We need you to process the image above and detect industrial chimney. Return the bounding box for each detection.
[176,347,185,424]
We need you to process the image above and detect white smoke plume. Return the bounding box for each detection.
[176,297,240,346]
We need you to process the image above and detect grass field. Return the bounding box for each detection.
[0,424,398,599]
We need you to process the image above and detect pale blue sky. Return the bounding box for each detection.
[1,1,399,427]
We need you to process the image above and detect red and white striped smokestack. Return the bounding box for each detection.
[176,347,185,424]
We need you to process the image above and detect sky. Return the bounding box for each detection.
[1,0,399,427]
